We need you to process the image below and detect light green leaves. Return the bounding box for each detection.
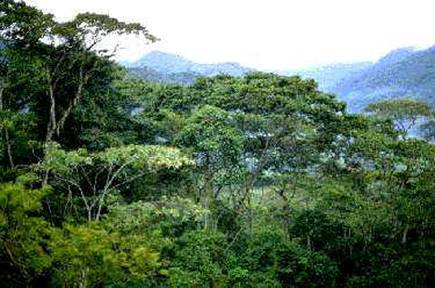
[40,142,192,174]
[0,184,53,280]
[176,105,244,169]
[100,144,192,170]
[365,98,434,137]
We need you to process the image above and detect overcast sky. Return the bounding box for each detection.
[26,0,435,70]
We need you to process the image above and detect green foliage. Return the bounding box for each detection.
[104,196,208,237]
[0,1,434,287]
[365,98,434,137]
[176,105,244,170]
[38,143,192,222]
[420,119,435,141]
[242,227,339,288]
[49,223,161,287]
[168,230,231,287]
[0,184,53,285]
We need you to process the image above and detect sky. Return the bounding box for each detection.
[26,0,435,70]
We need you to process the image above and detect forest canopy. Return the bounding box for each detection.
[0,1,434,287]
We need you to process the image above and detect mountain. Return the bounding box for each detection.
[125,51,194,74]
[329,46,435,111]
[127,66,201,85]
[125,51,253,83]
[283,62,372,91]
[374,47,416,67]
[125,48,435,113]
[285,46,435,112]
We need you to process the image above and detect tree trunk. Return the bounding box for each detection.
[46,84,56,143]
[203,163,214,230]
[4,128,14,169]
[79,268,88,288]
[0,86,4,110]
[0,86,14,169]
[95,190,108,222]
[279,189,290,237]
[46,66,85,141]
[56,66,87,137]
[401,224,409,244]
[42,83,56,186]
[56,81,83,137]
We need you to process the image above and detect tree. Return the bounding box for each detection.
[1,2,435,286]
[420,119,435,142]
[176,105,244,228]
[49,223,162,288]
[183,73,346,230]
[365,99,433,138]
[0,1,157,144]
[38,143,192,222]
[0,183,53,286]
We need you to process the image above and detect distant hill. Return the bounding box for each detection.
[329,47,435,111]
[125,51,253,83]
[125,48,435,112]
[284,62,372,91]
[127,66,201,85]
[285,47,435,112]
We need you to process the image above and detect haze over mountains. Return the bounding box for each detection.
[291,46,435,112]
[125,51,252,84]
[125,46,435,112]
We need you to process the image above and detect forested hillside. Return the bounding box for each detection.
[126,51,253,84]
[287,47,435,112]
[126,47,435,113]
[283,62,373,91]
[329,46,435,111]
[0,1,434,287]
[127,66,201,84]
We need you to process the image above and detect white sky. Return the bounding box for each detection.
[26,0,435,70]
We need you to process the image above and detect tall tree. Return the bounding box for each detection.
[365,99,433,138]
[0,1,157,144]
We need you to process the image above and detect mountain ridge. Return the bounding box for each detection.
[124,47,435,112]
[328,46,435,111]
[126,51,254,77]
